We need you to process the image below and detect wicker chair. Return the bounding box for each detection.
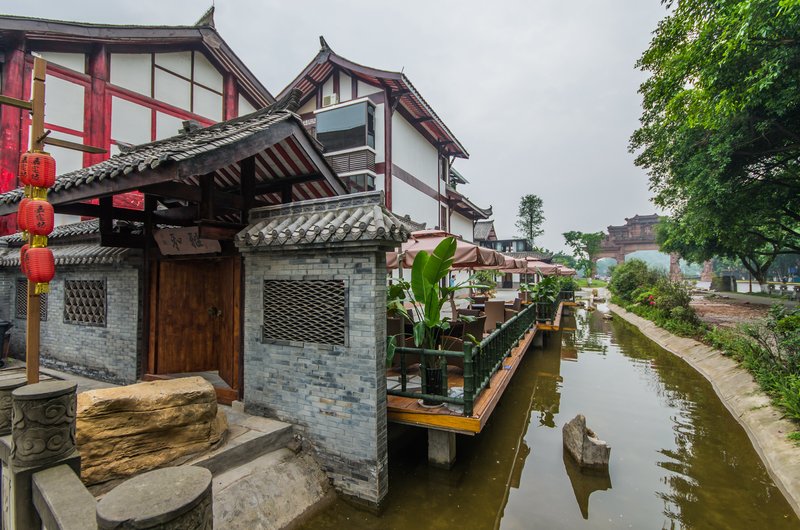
[484,301,506,333]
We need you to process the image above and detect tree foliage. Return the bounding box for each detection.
[515,194,545,247]
[632,0,800,280]
[563,231,605,276]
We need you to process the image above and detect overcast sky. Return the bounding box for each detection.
[4,0,668,252]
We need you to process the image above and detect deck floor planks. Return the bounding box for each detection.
[387,323,540,435]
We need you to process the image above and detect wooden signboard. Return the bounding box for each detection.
[154,227,222,256]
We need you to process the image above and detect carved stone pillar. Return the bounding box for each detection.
[96,466,213,529]
[669,253,682,281]
[0,377,26,435]
[700,260,714,283]
[11,381,77,469]
[2,381,80,530]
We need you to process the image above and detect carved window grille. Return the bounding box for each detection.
[15,278,48,321]
[263,280,346,345]
[63,279,107,327]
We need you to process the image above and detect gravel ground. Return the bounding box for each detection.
[691,294,770,328]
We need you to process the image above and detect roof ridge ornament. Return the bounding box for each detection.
[195,5,215,28]
[319,35,333,52]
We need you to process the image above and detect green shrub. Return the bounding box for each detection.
[608,259,662,303]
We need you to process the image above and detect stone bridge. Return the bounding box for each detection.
[595,214,705,281]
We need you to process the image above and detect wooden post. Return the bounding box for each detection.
[26,57,47,385]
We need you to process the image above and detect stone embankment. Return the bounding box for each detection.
[608,302,800,519]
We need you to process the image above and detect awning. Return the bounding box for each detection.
[386,230,504,269]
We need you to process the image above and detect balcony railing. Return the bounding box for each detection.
[388,293,568,416]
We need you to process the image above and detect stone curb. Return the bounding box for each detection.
[608,303,800,519]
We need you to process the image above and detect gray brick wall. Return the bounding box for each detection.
[241,249,389,508]
[1,264,141,384]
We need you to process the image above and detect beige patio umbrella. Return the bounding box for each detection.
[386,230,505,269]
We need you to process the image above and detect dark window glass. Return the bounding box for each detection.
[317,102,370,152]
[366,104,375,149]
[341,173,376,193]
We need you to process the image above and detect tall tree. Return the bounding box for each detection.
[631,0,800,276]
[563,231,605,277]
[515,194,545,247]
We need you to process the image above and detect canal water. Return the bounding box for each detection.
[302,307,798,529]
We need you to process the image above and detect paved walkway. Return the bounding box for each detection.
[713,291,798,308]
[0,358,117,392]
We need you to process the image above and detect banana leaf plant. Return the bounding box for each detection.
[520,276,561,304]
[386,236,484,369]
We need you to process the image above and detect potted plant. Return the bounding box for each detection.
[388,237,482,405]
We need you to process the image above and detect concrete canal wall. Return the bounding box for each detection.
[608,302,800,519]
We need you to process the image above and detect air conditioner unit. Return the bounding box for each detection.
[322,94,339,107]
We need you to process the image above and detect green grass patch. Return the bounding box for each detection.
[575,278,608,288]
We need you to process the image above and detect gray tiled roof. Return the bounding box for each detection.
[0,219,139,245]
[0,244,129,267]
[237,191,410,248]
[474,220,494,241]
[0,102,298,207]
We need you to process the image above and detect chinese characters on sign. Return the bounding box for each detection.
[154,227,222,255]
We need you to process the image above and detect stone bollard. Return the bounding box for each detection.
[96,466,213,529]
[1,380,80,530]
[0,377,27,435]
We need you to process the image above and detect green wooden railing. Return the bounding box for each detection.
[388,292,569,416]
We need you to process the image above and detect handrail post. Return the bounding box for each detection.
[463,343,474,416]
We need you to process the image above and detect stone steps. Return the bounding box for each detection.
[186,406,294,476]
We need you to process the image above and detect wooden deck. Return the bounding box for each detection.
[387,324,540,435]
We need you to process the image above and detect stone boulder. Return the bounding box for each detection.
[562,414,610,470]
[77,377,227,485]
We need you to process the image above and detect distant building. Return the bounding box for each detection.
[279,38,491,238]
[0,8,272,232]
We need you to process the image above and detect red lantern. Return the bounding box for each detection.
[19,152,56,189]
[25,247,55,284]
[17,197,31,232]
[23,200,54,237]
[19,244,29,275]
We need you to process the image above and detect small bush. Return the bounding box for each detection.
[608,259,662,303]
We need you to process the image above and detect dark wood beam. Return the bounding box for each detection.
[98,196,113,235]
[199,173,215,221]
[152,206,197,226]
[140,181,243,210]
[100,233,145,249]
[197,220,244,241]
[281,185,292,204]
[412,116,434,124]
[240,155,256,222]
[54,202,145,222]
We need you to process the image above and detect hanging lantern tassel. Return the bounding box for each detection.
[26,247,54,295]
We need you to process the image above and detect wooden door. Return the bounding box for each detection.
[152,258,240,388]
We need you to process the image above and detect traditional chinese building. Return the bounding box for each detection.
[0,8,271,232]
[279,37,492,239]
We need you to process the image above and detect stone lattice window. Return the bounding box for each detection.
[15,278,48,321]
[263,280,346,345]
[63,279,107,327]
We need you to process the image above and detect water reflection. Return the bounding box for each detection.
[302,307,798,529]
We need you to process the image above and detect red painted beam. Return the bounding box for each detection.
[223,74,238,120]
[0,40,26,235]
[85,44,109,167]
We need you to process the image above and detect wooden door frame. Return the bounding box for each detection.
[144,254,243,404]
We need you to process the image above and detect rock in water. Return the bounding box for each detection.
[562,414,610,470]
[77,377,227,485]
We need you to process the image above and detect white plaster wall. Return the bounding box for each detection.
[339,72,352,101]
[37,52,84,73]
[391,114,438,189]
[109,54,152,96]
[111,97,151,145]
[392,178,438,228]
[322,76,334,100]
[193,86,222,121]
[450,212,474,241]
[155,112,185,140]
[239,95,258,115]
[154,69,191,112]
[154,52,191,77]
[192,52,223,91]
[45,75,85,132]
[358,81,382,96]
